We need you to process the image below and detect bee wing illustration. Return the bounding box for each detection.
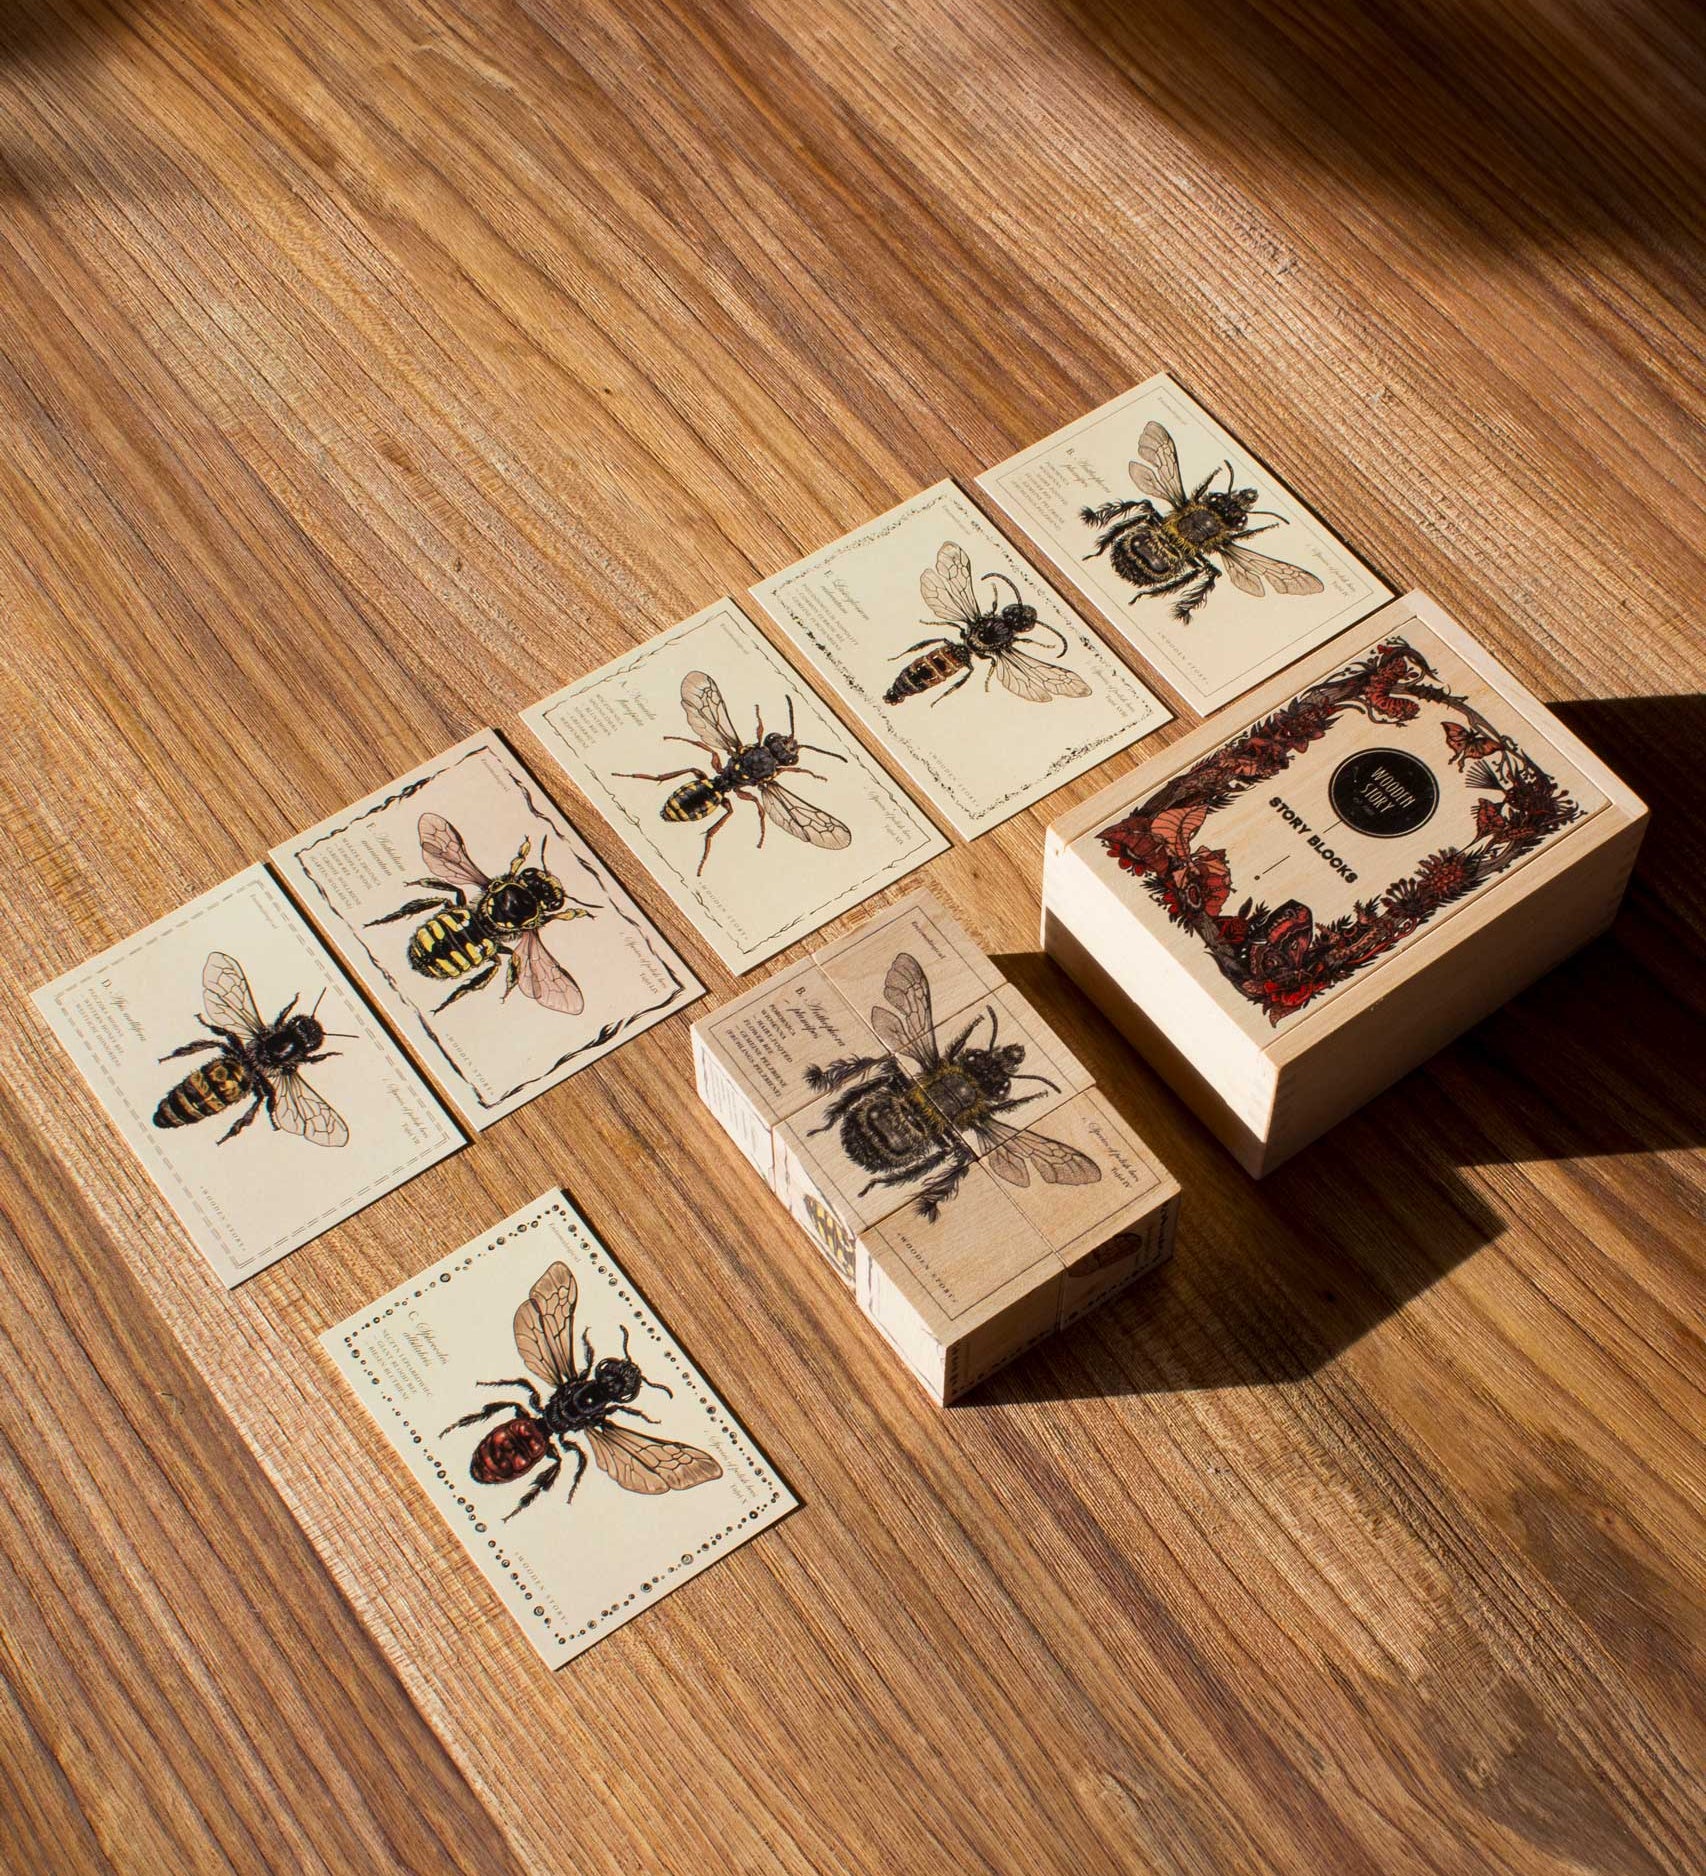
[680,671,743,757]
[513,1261,578,1386]
[919,541,981,625]
[504,930,585,1017]
[1130,422,1187,505]
[1218,541,1324,599]
[870,951,939,1068]
[758,782,852,851]
[418,813,491,891]
[976,1115,1101,1189]
[992,648,1094,703]
[201,952,265,1040]
[585,1420,723,1494]
[270,1069,350,1149]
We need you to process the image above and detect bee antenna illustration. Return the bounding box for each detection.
[984,571,1025,607]
[1245,508,1285,524]
[1218,460,1237,489]
[1032,619,1071,658]
[309,989,328,1017]
[796,741,848,764]
[1010,1071,1062,1094]
[785,694,797,737]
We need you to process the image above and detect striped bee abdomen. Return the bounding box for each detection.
[153,1055,252,1129]
[884,642,971,704]
[408,904,499,981]
[663,778,722,824]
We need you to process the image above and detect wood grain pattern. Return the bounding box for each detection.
[1,0,1702,1871]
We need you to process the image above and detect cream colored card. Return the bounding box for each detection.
[271,732,702,1129]
[979,372,1392,714]
[32,866,462,1287]
[321,1189,797,1669]
[749,481,1172,837]
[521,600,948,972]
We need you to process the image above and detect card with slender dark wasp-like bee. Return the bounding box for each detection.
[979,372,1392,715]
[32,865,462,1286]
[750,481,1171,838]
[321,1189,796,1668]
[522,600,947,971]
[272,732,702,1128]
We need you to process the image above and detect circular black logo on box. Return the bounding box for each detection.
[1329,749,1438,838]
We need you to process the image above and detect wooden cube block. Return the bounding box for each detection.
[694,888,1181,1402]
[1043,591,1648,1177]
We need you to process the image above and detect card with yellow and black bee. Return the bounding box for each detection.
[320,1188,797,1669]
[521,600,948,972]
[749,481,1172,838]
[31,866,463,1287]
[271,732,703,1129]
[979,372,1393,715]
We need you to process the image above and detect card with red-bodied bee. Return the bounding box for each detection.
[321,1189,797,1669]
[750,480,1171,839]
[32,865,463,1287]
[979,372,1393,716]
[272,731,703,1129]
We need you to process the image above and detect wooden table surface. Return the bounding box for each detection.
[2,0,1702,1871]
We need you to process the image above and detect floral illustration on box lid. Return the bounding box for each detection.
[1097,641,1582,1024]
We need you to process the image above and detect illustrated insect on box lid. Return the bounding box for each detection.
[693,888,1182,1404]
[1043,591,1649,1177]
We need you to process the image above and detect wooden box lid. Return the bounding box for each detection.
[1047,592,1645,1058]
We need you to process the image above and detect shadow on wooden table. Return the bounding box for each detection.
[1053,0,1706,267]
[982,690,1706,1402]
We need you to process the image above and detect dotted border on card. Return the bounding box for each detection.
[330,1193,793,1657]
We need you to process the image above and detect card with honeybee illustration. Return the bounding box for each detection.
[749,481,1172,838]
[321,1189,797,1669]
[32,866,462,1287]
[271,732,703,1129]
[521,600,948,972]
[979,372,1392,715]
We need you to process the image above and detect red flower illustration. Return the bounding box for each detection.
[1094,638,1579,1025]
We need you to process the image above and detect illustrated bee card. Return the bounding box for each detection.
[749,481,1172,838]
[270,732,703,1129]
[978,372,1393,715]
[32,866,462,1287]
[321,1189,797,1669]
[521,600,948,972]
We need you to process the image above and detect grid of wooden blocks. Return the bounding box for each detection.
[1043,591,1649,1176]
[693,889,1181,1403]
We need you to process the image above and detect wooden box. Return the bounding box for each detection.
[1043,591,1648,1177]
[693,889,1181,1403]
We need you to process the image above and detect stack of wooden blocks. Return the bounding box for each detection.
[693,889,1180,1403]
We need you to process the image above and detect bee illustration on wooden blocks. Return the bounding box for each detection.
[367,813,593,1015]
[444,1261,723,1521]
[885,541,1092,707]
[804,952,1100,1219]
[619,670,853,876]
[153,951,350,1147]
[1081,420,1323,624]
